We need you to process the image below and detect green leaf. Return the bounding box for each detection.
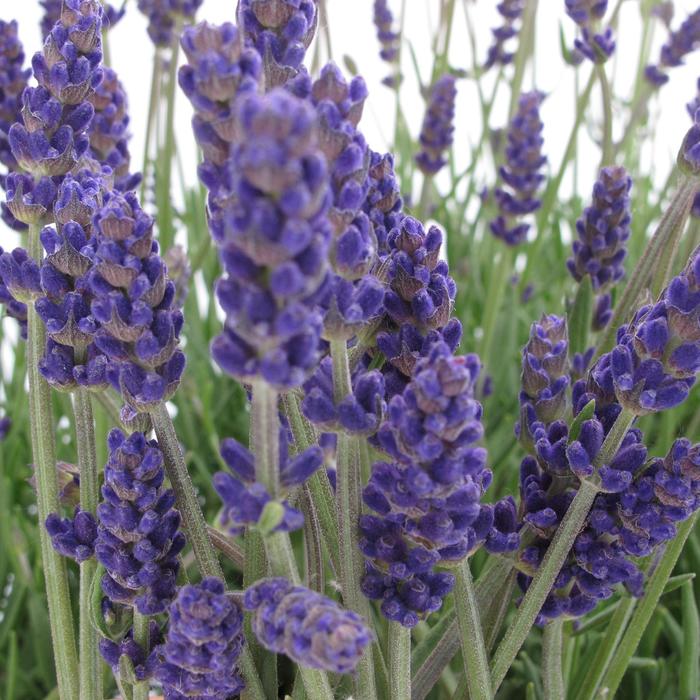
[662,572,696,596]
[569,399,596,443]
[257,501,287,537]
[681,580,699,699]
[568,276,594,356]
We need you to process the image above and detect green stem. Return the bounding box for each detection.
[454,559,492,700]
[508,0,538,120]
[542,620,565,700]
[573,597,636,700]
[479,246,514,376]
[251,379,280,498]
[74,387,100,700]
[600,513,700,697]
[389,623,411,700]
[330,339,378,699]
[140,50,161,202]
[27,223,80,700]
[596,63,614,168]
[150,402,221,578]
[132,612,149,700]
[490,409,636,692]
[595,175,697,358]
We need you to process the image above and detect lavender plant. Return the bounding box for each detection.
[2,2,700,700]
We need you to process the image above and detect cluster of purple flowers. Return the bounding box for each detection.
[244,577,373,673]
[415,75,457,176]
[490,91,547,246]
[156,577,246,699]
[373,0,401,87]
[136,0,203,47]
[564,0,616,63]
[484,0,525,69]
[40,0,125,40]
[568,166,632,330]
[646,8,700,87]
[214,429,323,534]
[0,20,31,232]
[360,342,515,627]
[237,0,318,87]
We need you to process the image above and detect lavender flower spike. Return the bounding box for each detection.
[568,166,632,330]
[484,0,525,69]
[41,0,126,39]
[237,0,318,86]
[95,429,185,615]
[591,248,700,416]
[415,75,457,176]
[244,578,373,673]
[645,8,700,87]
[0,20,31,232]
[136,0,204,47]
[156,577,246,700]
[565,0,616,63]
[373,0,401,87]
[490,91,547,246]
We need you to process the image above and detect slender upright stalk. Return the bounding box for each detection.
[508,0,538,120]
[454,559,493,700]
[330,338,378,698]
[141,50,162,202]
[73,386,100,700]
[27,223,80,700]
[542,620,565,700]
[596,63,614,168]
[389,623,411,700]
[490,409,636,693]
[251,380,280,497]
[132,612,150,700]
[600,513,700,697]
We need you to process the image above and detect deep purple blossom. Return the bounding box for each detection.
[568,166,632,330]
[565,0,616,63]
[237,0,318,86]
[484,0,525,69]
[0,20,31,232]
[95,429,185,615]
[100,621,162,684]
[136,0,203,46]
[361,342,505,625]
[0,416,10,441]
[490,91,546,246]
[362,150,404,257]
[156,577,245,700]
[213,430,323,534]
[244,577,372,673]
[373,0,401,87]
[46,506,98,562]
[89,190,186,410]
[415,75,457,176]
[645,8,700,86]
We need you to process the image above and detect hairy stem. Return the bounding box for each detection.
[596,63,614,169]
[132,612,150,700]
[454,559,492,700]
[389,623,412,700]
[74,386,100,700]
[542,619,565,700]
[27,223,80,700]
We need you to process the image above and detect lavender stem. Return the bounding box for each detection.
[389,623,411,699]
[542,619,565,700]
[132,611,149,700]
[27,223,80,700]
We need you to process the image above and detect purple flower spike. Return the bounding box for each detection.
[95,429,185,615]
[214,430,323,535]
[568,166,632,330]
[374,0,402,86]
[46,507,98,562]
[0,20,31,231]
[100,622,162,684]
[244,577,373,673]
[136,0,203,47]
[591,250,700,416]
[237,0,318,86]
[208,90,331,389]
[362,342,496,624]
[362,150,404,257]
[484,0,525,69]
[565,0,616,63]
[0,247,42,304]
[415,75,457,176]
[490,91,547,246]
[41,0,125,40]
[156,577,245,699]
[90,190,186,410]
[645,9,700,87]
